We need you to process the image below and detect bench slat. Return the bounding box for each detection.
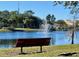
[16,38,51,47]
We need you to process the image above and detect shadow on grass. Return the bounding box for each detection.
[35,51,46,53]
[58,52,78,56]
[19,52,31,55]
[19,51,46,55]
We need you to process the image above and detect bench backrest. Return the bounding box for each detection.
[16,38,51,47]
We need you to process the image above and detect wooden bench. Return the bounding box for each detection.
[16,38,51,54]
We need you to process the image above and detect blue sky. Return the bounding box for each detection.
[0,1,74,20]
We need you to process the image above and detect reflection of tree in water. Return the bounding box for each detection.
[50,37,54,45]
[50,33,56,45]
[0,39,16,48]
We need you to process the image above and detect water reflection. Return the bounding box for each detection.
[0,31,79,48]
[0,40,16,48]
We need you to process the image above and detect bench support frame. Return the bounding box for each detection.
[19,46,43,54]
[16,38,50,54]
[40,45,42,53]
[21,46,23,54]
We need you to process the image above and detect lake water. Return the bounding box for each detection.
[0,31,79,48]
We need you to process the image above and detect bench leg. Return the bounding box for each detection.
[40,46,42,53]
[19,46,26,55]
[21,46,23,54]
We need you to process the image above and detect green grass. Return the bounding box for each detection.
[0,29,10,32]
[0,44,79,57]
[11,28,39,32]
[0,28,38,32]
[15,28,38,32]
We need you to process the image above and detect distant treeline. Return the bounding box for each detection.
[0,10,43,29]
[0,10,79,31]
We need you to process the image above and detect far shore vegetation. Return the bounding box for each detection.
[0,10,79,32]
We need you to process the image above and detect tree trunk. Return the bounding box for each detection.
[71,30,74,44]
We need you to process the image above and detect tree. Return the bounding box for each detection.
[23,10,34,28]
[46,14,56,24]
[0,10,43,29]
[46,14,51,23]
[24,15,42,28]
[53,1,79,44]
[30,16,43,28]
[17,14,24,28]
[53,1,79,15]
[24,10,34,17]
[9,11,18,28]
[46,14,56,31]
[0,10,10,27]
[2,10,10,19]
[23,10,43,28]
[51,14,56,24]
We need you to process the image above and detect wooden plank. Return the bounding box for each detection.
[16,38,51,47]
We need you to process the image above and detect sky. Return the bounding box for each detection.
[0,1,75,20]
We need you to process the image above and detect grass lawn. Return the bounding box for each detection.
[0,44,79,57]
[0,28,38,32]
[15,28,38,32]
[0,29,10,32]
